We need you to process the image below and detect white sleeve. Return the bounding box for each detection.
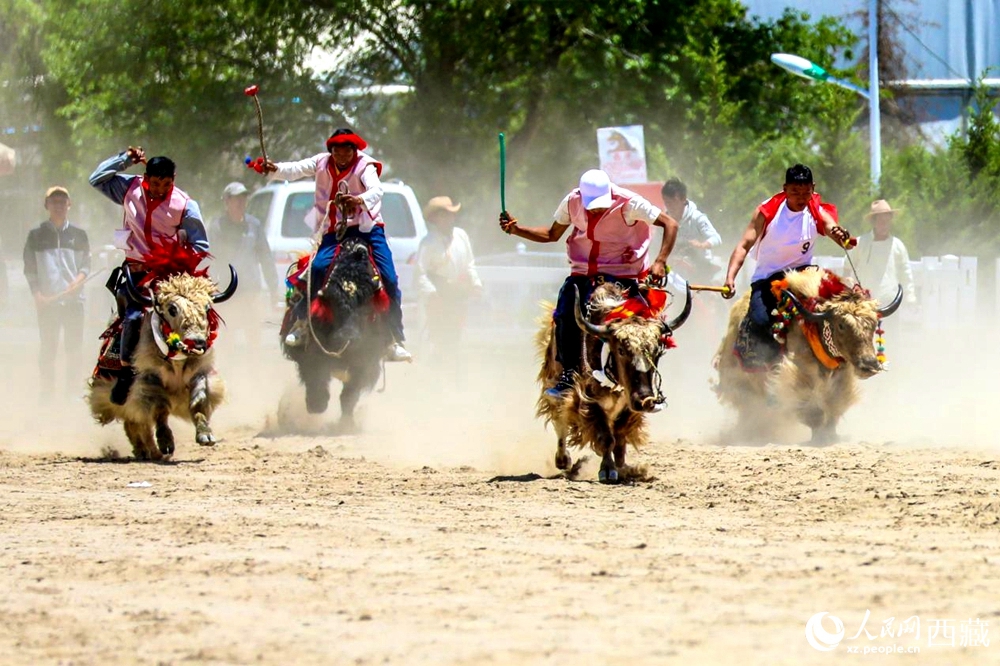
[358,164,384,213]
[415,239,437,296]
[267,156,319,182]
[624,195,661,226]
[895,238,917,304]
[457,228,482,288]
[553,194,573,226]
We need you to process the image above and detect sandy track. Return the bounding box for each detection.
[1,310,999,664]
[2,430,999,665]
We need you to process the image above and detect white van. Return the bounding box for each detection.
[246,179,427,285]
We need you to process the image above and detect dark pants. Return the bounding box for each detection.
[552,275,640,373]
[37,300,84,396]
[114,283,145,366]
[311,225,404,341]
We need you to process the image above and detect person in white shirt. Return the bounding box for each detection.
[416,196,482,356]
[850,200,916,306]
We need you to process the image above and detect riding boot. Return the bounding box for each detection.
[110,367,136,405]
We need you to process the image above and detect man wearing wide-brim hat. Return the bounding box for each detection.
[415,196,483,361]
[849,199,916,306]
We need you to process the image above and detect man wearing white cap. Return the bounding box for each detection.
[209,182,281,348]
[499,169,679,396]
[849,199,916,306]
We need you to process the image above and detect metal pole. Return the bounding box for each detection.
[869,0,881,191]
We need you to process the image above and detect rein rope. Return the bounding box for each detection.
[303,201,351,358]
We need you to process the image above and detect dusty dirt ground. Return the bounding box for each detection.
[1,304,999,665]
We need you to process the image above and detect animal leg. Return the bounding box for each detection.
[553,421,571,470]
[339,362,378,432]
[189,374,217,446]
[597,433,619,485]
[125,419,161,461]
[300,360,331,415]
[154,409,175,457]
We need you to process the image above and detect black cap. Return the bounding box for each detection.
[785,164,813,185]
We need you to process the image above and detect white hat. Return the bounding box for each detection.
[579,169,612,210]
[222,181,249,198]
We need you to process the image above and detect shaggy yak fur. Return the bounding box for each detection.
[536,282,690,483]
[89,273,227,460]
[715,266,900,444]
[283,237,392,429]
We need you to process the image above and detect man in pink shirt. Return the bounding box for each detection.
[499,169,679,396]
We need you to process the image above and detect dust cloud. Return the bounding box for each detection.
[0,256,997,470]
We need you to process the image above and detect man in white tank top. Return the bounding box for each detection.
[721,164,852,365]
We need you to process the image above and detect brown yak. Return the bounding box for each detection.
[715,266,901,443]
[89,264,237,460]
[536,282,692,483]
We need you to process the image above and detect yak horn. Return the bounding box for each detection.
[876,285,903,318]
[212,265,239,303]
[665,283,693,331]
[573,286,612,339]
[781,289,833,322]
[124,265,153,307]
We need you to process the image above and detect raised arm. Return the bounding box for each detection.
[263,155,319,182]
[89,149,141,205]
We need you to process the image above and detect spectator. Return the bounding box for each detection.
[849,200,917,306]
[415,196,483,359]
[23,186,91,400]
[660,177,723,283]
[209,182,281,348]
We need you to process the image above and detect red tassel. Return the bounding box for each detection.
[662,335,677,349]
[372,288,390,313]
[310,298,334,323]
[139,238,211,286]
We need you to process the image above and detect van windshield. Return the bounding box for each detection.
[282,192,315,238]
[247,191,273,226]
[278,190,416,239]
[382,192,415,238]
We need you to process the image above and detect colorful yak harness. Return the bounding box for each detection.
[768,271,885,371]
[134,241,221,362]
[588,286,674,400]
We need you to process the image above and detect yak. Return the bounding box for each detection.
[715,266,901,444]
[89,264,237,460]
[282,236,392,430]
[536,281,692,483]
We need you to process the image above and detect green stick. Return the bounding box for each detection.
[498,132,506,214]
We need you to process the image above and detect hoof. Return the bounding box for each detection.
[555,451,571,471]
[598,467,619,484]
[196,432,217,447]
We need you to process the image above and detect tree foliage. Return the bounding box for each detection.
[4,0,1000,259]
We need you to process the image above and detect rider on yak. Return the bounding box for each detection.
[89,146,211,405]
[262,128,410,363]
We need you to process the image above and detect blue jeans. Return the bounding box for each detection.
[311,225,404,342]
[552,275,640,372]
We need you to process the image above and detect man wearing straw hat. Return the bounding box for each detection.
[850,199,916,306]
[416,196,482,360]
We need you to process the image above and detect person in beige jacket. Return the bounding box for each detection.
[415,196,482,357]
[849,200,917,306]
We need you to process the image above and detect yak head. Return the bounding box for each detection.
[781,269,902,379]
[126,265,237,356]
[574,283,692,413]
